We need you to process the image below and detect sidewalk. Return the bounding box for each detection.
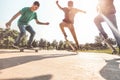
[0,49,120,80]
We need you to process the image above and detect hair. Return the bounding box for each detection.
[68,0,73,7]
[68,1,73,5]
[33,1,40,7]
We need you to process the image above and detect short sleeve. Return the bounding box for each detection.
[19,7,28,14]
[34,13,37,19]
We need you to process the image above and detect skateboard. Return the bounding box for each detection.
[65,38,78,53]
[99,33,117,54]
[20,47,39,52]
[12,45,38,52]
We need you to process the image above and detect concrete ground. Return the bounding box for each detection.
[0,49,120,80]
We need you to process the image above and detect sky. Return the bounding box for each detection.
[0,0,120,44]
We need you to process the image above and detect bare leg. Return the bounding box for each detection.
[95,14,117,54]
[59,22,67,39]
[106,14,120,47]
[69,24,79,49]
[59,22,79,49]
[94,15,108,39]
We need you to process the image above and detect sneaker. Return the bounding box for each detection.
[112,50,117,54]
[76,45,79,50]
[99,33,108,39]
[27,45,33,49]
[103,33,108,39]
[12,43,19,49]
[65,35,68,41]
[64,33,67,39]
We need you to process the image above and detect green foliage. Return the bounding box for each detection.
[0,28,27,48]
[0,28,117,52]
[80,48,118,54]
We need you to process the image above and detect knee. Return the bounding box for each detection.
[94,17,101,26]
[59,23,62,27]
[59,23,64,29]
[20,31,26,36]
[31,31,36,36]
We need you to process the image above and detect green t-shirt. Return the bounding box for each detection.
[18,7,37,25]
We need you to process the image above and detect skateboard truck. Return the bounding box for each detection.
[20,47,39,52]
[112,50,117,55]
[12,44,38,52]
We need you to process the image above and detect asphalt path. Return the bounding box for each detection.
[0,49,120,80]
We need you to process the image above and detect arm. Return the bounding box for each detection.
[6,11,21,28]
[78,9,86,14]
[56,1,63,10]
[96,2,101,13]
[35,19,49,25]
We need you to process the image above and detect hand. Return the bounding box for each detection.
[6,22,11,29]
[45,22,49,25]
[83,11,86,14]
[56,1,58,4]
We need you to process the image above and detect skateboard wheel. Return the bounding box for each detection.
[20,49,24,52]
[112,50,117,54]
[35,50,38,52]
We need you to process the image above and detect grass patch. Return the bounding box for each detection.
[79,48,119,54]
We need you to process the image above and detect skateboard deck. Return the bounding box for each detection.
[20,47,39,52]
[12,45,38,52]
[65,38,78,53]
[99,33,117,54]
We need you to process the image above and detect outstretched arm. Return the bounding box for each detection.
[56,1,63,10]
[6,11,21,28]
[78,9,86,14]
[35,19,49,25]
[96,3,101,13]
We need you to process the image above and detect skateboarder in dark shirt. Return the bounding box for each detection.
[6,1,49,48]
[56,0,86,49]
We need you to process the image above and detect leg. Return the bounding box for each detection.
[59,22,67,39]
[106,14,120,47]
[26,25,35,47]
[15,25,26,46]
[94,15,108,39]
[68,24,79,49]
[99,14,118,54]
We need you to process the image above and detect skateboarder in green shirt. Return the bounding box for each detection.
[56,0,86,49]
[6,1,49,48]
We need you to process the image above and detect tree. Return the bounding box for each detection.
[51,40,58,49]
[58,40,64,50]
[0,28,27,48]
[95,36,103,43]
[32,40,39,47]
[39,39,48,49]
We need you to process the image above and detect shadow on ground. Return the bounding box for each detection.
[0,50,42,54]
[100,58,120,80]
[0,50,20,54]
[0,53,75,70]
[0,74,52,80]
